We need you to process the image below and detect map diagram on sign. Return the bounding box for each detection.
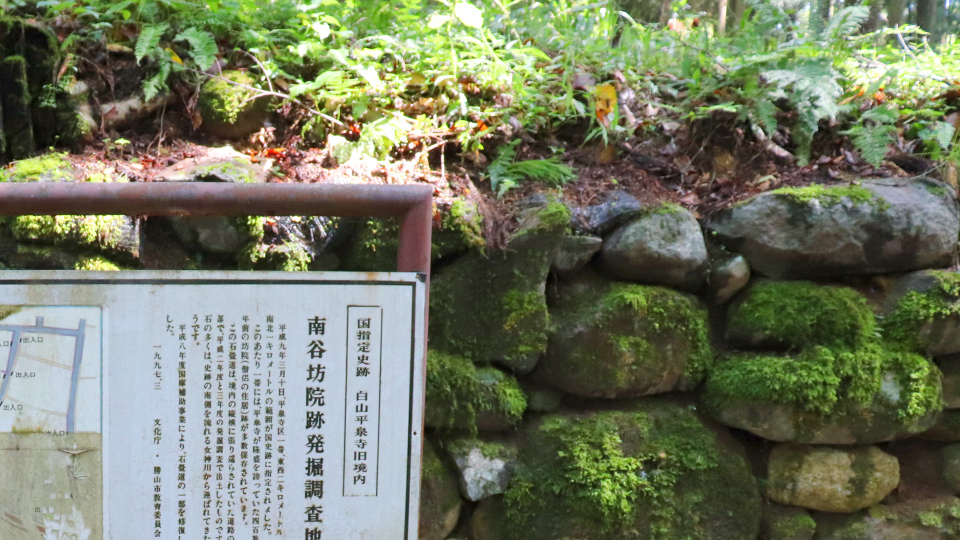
[0,306,102,434]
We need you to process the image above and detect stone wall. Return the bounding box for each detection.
[5,153,960,539]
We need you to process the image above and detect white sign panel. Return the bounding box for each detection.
[0,271,426,540]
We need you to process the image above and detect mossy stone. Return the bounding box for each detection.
[883,270,960,355]
[761,503,816,540]
[419,439,461,540]
[814,497,960,539]
[537,273,711,398]
[0,156,140,261]
[726,280,877,350]
[239,241,311,271]
[0,152,74,182]
[499,402,761,540]
[767,444,899,513]
[0,55,35,159]
[198,70,271,139]
[340,198,484,272]
[707,178,960,278]
[425,350,526,433]
[430,203,569,372]
[702,346,943,444]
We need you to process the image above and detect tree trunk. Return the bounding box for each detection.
[730,0,747,31]
[887,0,906,27]
[917,0,942,45]
[718,0,728,34]
[863,0,883,32]
[658,0,672,26]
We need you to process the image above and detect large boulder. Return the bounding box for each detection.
[425,350,526,433]
[767,444,899,513]
[706,179,960,278]
[883,270,960,356]
[419,439,461,540]
[491,401,762,540]
[536,273,712,398]
[726,280,877,350]
[430,203,569,372]
[598,203,708,291]
[702,346,943,444]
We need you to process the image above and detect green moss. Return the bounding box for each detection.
[502,403,760,540]
[771,184,889,210]
[541,277,712,397]
[437,197,485,252]
[340,218,399,272]
[768,512,816,540]
[727,281,877,349]
[442,437,515,461]
[425,350,527,433]
[512,201,571,238]
[0,152,73,182]
[705,343,942,421]
[8,215,129,250]
[883,271,960,351]
[239,240,312,271]
[197,70,270,137]
[74,256,122,271]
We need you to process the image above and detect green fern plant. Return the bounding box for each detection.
[135,23,218,100]
[487,141,576,196]
[842,105,899,166]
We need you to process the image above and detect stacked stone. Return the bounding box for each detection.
[7,147,960,537]
[419,178,960,539]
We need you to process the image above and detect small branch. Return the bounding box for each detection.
[187,67,345,127]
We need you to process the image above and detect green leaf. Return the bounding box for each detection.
[453,2,483,29]
[174,28,218,71]
[135,22,168,64]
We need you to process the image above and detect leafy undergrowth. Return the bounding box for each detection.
[4,0,960,234]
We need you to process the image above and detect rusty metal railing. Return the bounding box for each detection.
[0,182,434,275]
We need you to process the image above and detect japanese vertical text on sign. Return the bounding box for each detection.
[0,271,426,540]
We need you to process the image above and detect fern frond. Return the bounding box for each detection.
[175,28,218,71]
[135,23,169,64]
[824,6,870,40]
[142,61,171,101]
[505,159,576,186]
[850,125,895,166]
[487,140,520,193]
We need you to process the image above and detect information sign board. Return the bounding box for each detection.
[0,271,426,540]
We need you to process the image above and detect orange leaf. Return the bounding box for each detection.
[594,83,617,127]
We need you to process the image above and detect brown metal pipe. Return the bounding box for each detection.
[0,182,432,218]
[0,181,435,276]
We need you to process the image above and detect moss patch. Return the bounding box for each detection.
[704,343,942,422]
[198,70,271,138]
[502,402,760,540]
[0,153,74,182]
[425,350,527,433]
[540,276,712,398]
[770,184,889,210]
[74,256,123,271]
[341,198,485,271]
[727,281,878,349]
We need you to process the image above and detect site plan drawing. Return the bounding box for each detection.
[0,306,102,434]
